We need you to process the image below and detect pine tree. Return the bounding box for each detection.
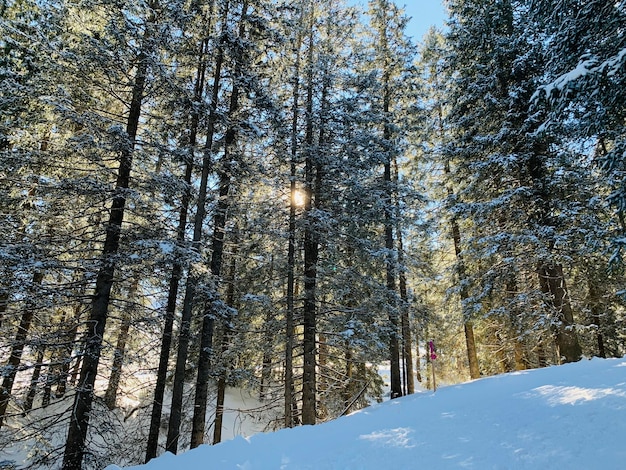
[530,0,626,260]
[366,0,417,399]
[444,0,586,368]
[61,0,172,466]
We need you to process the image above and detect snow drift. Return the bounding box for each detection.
[109,357,626,469]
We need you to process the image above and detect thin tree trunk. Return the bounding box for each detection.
[61,5,154,466]
[23,345,45,414]
[447,171,480,379]
[392,157,414,395]
[399,262,414,394]
[505,279,529,371]
[42,364,53,408]
[144,9,213,461]
[536,337,548,368]
[413,328,422,382]
[317,334,328,420]
[384,103,402,400]
[166,2,228,454]
[56,287,87,399]
[343,343,353,411]
[69,354,81,387]
[514,340,528,370]
[0,270,43,429]
[191,0,246,448]
[0,287,9,329]
[304,10,330,421]
[260,256,274,401]
[440,89,480,382]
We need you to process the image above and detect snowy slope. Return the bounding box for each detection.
[108,357,626,469]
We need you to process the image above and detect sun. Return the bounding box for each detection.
[292,189,306,207]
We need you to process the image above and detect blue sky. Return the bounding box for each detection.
[350,0,448,42]
[398,1,448,40]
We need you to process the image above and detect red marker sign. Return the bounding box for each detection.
[428,340,437,360]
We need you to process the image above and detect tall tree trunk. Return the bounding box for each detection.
[393,157,414,395]
[527,143,581,365]
[104,279,138,410]
[301,3,318,423]
[166,2,228,454]
[447,169,480,379]
[197,134,237,447]
[514,340,528,370]
[0,270,43,429]
[413,328,422,383]
[506,278,529,371]
[376,0,402,399]
[537,262,582,363]
[284,5,304,428]
[190,0,246,448]
[145,8,213,459]
[384,162,401,399]
[61,5,154,466]
[440,86,480,382]
[399,252,414,394]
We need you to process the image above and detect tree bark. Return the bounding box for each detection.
[301,3,318,423]
[392,157,414,395]
[442,109,480,380]
[145,7,214,459]
[191,0,246,448]
[61,4,154,466]
[447,167,480,378]
[23,346,45,414]
[317,333,329,420]
[212,226,238,445]
[104,279,137,410]
[284,4,304,428]
[0,287,9,329]
[259,257,274,401]
[165,2,227,454]
[375,0,402,399]
[537,262,582,363]
[56,285,87,399]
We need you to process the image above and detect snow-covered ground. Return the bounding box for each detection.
[108,356,626,469]
[0,378,280,468]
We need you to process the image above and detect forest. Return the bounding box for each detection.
[0,0,624,468]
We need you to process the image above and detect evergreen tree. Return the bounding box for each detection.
[445,0,585,367]
[530,0,626,260]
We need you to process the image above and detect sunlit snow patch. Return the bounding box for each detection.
[359,427,416,449]
[530,385,626,406]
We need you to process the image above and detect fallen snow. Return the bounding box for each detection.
[533,47,626,102]
[108,356,626,469]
